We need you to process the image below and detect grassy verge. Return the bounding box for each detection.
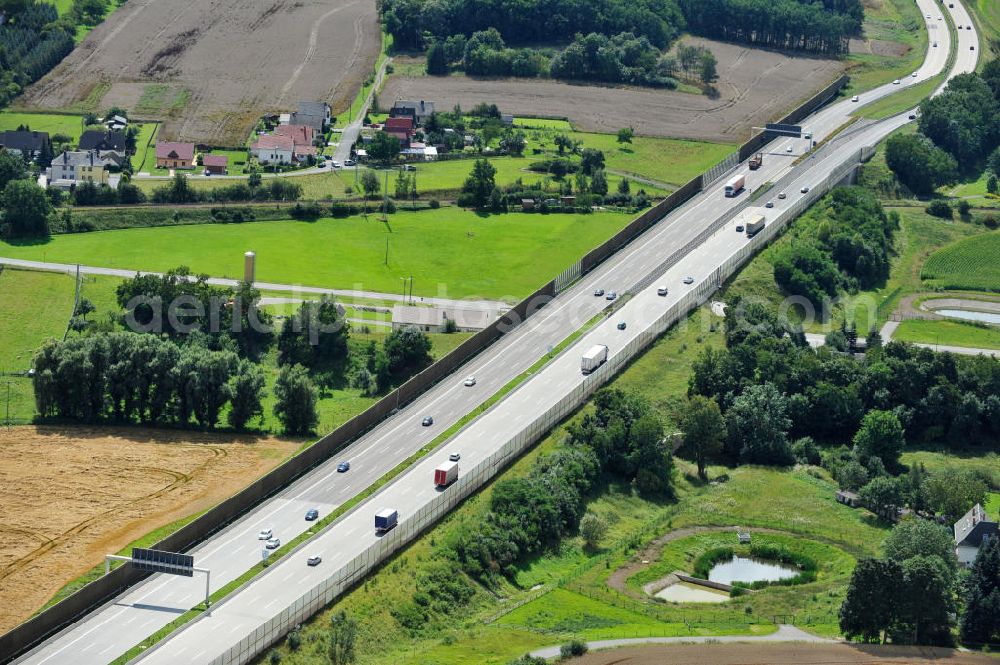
[844,0,929,93]
[110,297,606,664]
[893,318,1000,349]
[854,74,944,120]
[130,122,160,172]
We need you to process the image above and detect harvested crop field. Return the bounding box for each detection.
[566,643,998,665]
[18,0,380,146]
[0,426,298,631]
[381,37,846,141]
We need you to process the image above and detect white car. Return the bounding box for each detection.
[258,528,272,540]
[801,186,810,193]
[893,79,900,85]
[265,538,281,550]
[683,276,694,285]
[463,376,476,387]
[765,200,774,208]
[851,95,859,102]
[331,160,341,168]
[786,145,793,153]
[912,72,918,78]
[657,286,668,296]
[778,192,787,200]
[449,452,461,462]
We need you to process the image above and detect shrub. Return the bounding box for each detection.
[429,199,441,209]
[560,639,588,658]
[926,200,953,219]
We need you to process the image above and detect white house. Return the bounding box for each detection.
[954,503,998,568]
[251,134,294,165]
[47,150,111,189]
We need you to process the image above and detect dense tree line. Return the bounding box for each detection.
[453,388,674,581]
[772,187,898,308]
[380,0,684,50]
[688,299,1000,471]
[918,72,1000,169]
[550,32,677,87]
[150,173,302,204]
[884,134,958,196]
[0,2,73,107]
[677,0,859,54]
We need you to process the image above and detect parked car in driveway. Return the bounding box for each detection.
[345,159,356,166]
[305,508,319,521]
[307,555,322,566]
[422,416,434,426]
[337,461,350,472]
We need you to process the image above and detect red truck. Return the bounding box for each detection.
[748,153,763,170]
[434,461,459,487]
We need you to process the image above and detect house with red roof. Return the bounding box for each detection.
[251,134,295,164]
[155,141,195,169]
[203,154,228,175]
[275,123,315,146]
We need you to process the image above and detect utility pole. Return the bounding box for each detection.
[382,169,390,221]
[384,236,389,265]
[408,275,414,303]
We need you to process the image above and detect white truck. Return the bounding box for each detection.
[434,461,459,487]
[724,174,746,197]
[745,213,766,238]
[581,344,609,374]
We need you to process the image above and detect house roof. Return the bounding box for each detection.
[54,150,112,168]
[79,130,125,152]
[275,124,315,145]
[954,503,999,548]
[385,129,410,142]
[0,130,50,152]
[293,145,317,157]
[155,141,195,161]
[202,155,228,167]
[392,100,435,115]
[385,117,414,132]
[298,101,330,116]
[391,305,501,330]
[252,135,294,151]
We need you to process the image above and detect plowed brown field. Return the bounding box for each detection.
[0,426,298,632]
[567,643,997,665]
[19,0,380,145]
[381,37,846,141]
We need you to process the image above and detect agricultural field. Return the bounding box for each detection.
[922,231,1000,292]
[380,37,847,142]
[0,209,637,300]
[17,0,381,146]
[0,426,299,631]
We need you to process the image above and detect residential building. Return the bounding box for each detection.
[79,130,126,154]
[47,150,111,189]
[275,123,315,146]
[391,305,503,333]
[384,116,415,135]
[390,100,435,125]
[0,130,51,160]
[290,101,330,132]
[954,503,998,567]
[155,141,195,169]
[251,134,295,164]
[202,154,228,175]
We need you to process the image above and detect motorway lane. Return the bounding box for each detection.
[136,112,924,665]
[16,2,971,662]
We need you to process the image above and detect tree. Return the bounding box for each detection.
[273,364,319,435]
[617,177,630,195]
[376,327,432,386]
[839,558,903,643]
[327,611,358,665]
[461,158,497,208]
[369,132,401,165]
[426,40,447,74]
[590,168,608,195]
[896,555,955,645]
[277,297,350,370]
[227,360,266,430]
[882,519,956,575]
[248,170,262,190]
[395,170,410,199]
[501,130,526,156]
[579,512,607,549]
[616,127,634,144]
[852,409,905,471]
[960,536,1000,644]
[988,174,998,194]
[884,133,957,195]
[2,179,50,238]
[0,149,27,191]
[361,169,380,199]
[924,467,988,519]
[580,148,605,175]
[699,50,718,84]
[858,476,903,516]
[725,383,793,465]
[679,395,725,479]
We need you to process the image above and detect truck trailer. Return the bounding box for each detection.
[745,214,766,237]
[748,153,763,170]
[724,174,746,197]
[434,461,459,487]
[375,508,398,533]
[581,344,609,374]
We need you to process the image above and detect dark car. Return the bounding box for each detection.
[337,461,350,473]
[908,114,917,120]
[736,225,744,232]
[305,508,319,521]
[606,291,617,301]
[422,415,434,426]
[617,321,627,330]
[594,288,605,297]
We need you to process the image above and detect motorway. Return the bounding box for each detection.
[14,2,975,662]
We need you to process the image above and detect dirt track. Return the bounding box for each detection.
[19,0,380,145]
[566,643,998,664]
[0,426,298,632]
[381,37,846,141]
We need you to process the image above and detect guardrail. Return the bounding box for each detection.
[0,68,853,665]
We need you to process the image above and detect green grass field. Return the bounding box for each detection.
[845,0,929,93]
[0,209,633,300]
[854,74,944,121]
[922,231,1000,292]
[130,123,160,172]
[892,318,1000,349]
[0,111,87,143]
[971,0,1000,56]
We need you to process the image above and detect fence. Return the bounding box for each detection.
[702,151,740,188]
[0,63,855,665]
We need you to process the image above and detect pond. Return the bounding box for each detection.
[935,309,1000,326]
[655,581,730,604]
[708,556,799,585]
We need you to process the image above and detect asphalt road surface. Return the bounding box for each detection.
[14,2,975,662]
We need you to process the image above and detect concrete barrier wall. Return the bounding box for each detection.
[0,71,854,665]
